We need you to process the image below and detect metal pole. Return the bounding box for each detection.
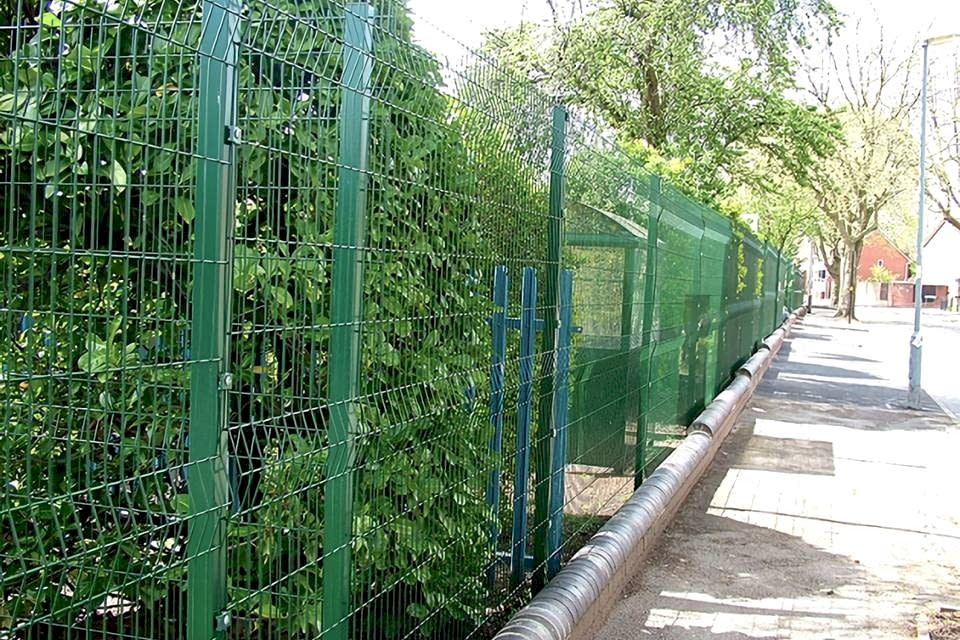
[546,270,574,580]
[773,252,781,329]
[187,1,240,637]
[635,175,661,489]
[847,248,855,324]
[533,105,567,592]
[511,268,538,588]
[908,40,929,409]
[323,5,374,638]
[486,266,509,588]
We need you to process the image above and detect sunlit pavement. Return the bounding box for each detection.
[852,305,960,420]
[591,310,960,639]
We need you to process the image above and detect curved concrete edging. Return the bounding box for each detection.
[493,306,807,640]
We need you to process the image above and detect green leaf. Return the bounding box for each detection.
[172,494,190,515]
[233,245,261,291]
[174,196,195,223]
[257,600,283,620]
[0,91,29,113]
[111,160,128,193]
[40,12,61,28]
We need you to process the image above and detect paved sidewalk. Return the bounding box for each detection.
[593,312,960,639]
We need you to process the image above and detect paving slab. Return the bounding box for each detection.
[591,311,960,640]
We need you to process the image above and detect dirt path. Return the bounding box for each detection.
[592,312,960,639]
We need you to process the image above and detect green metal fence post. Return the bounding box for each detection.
[701,215,725,404]
[635,175,661,489]
[621,248,641,353]
[773,252,782,327]
[188,0,241,637]
[622,243,643,481]
[533,104,567,592]
[682,211,705,424]
[323,4,374,638]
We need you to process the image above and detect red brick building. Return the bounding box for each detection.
[858,232,910,281]
[813,230,951,308]
[854,232,913,307]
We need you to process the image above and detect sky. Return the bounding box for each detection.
[831,0,960,45]
[406,0,551,55]
[406,0,960,63]
[403,0,960,237]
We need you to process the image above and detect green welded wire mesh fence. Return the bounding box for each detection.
[0,0,805,638]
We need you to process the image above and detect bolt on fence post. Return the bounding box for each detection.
[532,104,567,593]
[635,174,661,490]
[322,4,374,639]
[188,0,241,638]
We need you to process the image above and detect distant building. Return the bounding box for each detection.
[810,260,833,303]
[858,232,910,280]
[923,219,960,309]
[801,224,959,310]
[856,231,912,307]
[796,237,833,304]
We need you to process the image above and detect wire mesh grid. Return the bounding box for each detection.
[0,0,805,638]
[0,0,210,636]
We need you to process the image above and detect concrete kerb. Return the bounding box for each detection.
[492,307,806,640]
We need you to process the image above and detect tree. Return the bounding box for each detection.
[815,221,844,307]
[725,156,821,255]
[927,51,960,231]
[484,0,839,206]
[869,264,896,283]
[804,28,919,321]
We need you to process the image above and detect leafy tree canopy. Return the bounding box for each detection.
[483,0,840,205]
[721,154,821,253]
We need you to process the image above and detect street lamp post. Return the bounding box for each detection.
[908,34,960,410]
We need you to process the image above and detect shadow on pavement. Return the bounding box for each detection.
[755,339,948,432]
[598,423,865,640]
[730,432,835,476]
[592,316,959,640]
[809,352,880,364]
[764,359,881,381]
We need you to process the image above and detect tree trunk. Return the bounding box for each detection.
[835,241,863,322]
[945,209,960,232]
[828,261,841,308]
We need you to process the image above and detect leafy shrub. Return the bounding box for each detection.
[869,264,895,283]
[0,0,547,636]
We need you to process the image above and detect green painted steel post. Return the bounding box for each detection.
[701,219,723,404]
[323,4,374,639]
[621,248,640,352]
[188,1,241,638]
[685,212,705,422]
[621,244,643,485]
[533,104,567,592]
[773,252,782,327]
[635,175,661,489]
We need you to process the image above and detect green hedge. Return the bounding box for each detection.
[0,0,547,636]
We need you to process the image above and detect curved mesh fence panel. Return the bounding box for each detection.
[0,0,801,637]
